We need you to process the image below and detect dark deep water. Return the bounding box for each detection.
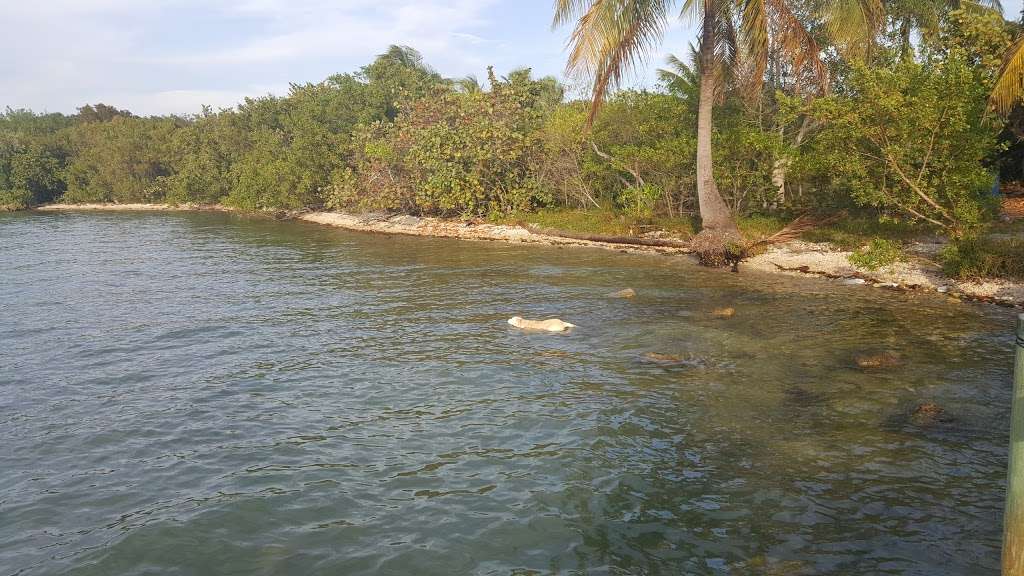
[0,210,1018,575]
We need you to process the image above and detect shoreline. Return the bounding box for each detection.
[25,203,1024,308]
[34,202,229,212]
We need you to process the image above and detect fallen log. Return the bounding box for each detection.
[526,225,691,249]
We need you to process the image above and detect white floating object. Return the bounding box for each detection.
[840,278,867,285]
[507,316,576,332]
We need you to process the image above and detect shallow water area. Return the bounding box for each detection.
[0,210,1017,575]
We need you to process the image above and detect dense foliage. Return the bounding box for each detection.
[1,7,1021,246]
[329,68,558,216]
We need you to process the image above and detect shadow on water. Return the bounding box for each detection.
[0,210,1017,575]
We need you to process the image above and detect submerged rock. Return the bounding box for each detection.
[608,288,637,298]
[884,401,956,431]
[733,556,812,575]
[712,307,735,318]
[854,351,901,369]
[643,352,683,363]
[909,402,945,426]
[641,352,705,368]
[783,386,827,407]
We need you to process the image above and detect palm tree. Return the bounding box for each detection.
[890,0,1002,60]
[993,34,1024,116]
[553,0,882,264]
[454,74,484,94]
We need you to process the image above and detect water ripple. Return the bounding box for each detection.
[0,211,1016,575]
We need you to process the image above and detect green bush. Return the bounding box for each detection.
[616,183,661,219]
[802,215,925,249]
[0,188,32,210]
[339,69,553,217]
[850,238,904,270]
[811,51,1000,236]
[941,236,1024,280]
[63,116,177,203]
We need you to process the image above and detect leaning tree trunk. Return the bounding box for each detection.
[691,7,742,267]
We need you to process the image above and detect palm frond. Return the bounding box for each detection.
[377,45,432,72]
[716,7,740,71]
[678,0,705,24]
[656,53,694,84]
[823,0,884,60]
[556,0,676,125]
[739,0,768,94]
[657,50,703,98]
[553,0,596,27]
[455,75,483,94]
[739,0,828,96]
[992,35,1024,116]
[961,0,1003,15]
[745,212,844,251]
[766,0,828,91]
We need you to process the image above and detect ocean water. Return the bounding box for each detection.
[0,210,1017,575]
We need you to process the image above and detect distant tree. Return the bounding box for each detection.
[10,143,64,204]
[75,103,133,123]
[333,67,556,216]
[361,45,447,119]
[63,116,176,203]
[887,0,1002,61]
[225,128,309,210]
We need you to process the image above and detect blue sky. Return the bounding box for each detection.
[1,0,1021,116]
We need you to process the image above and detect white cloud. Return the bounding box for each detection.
[451,32,486,45]
[0,0,510,114]
[0,0,714,115]
[152,0,495,67]
[104,86,288,116]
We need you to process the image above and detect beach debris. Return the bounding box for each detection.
[841,278,867,285]
[711,307,735,318]
[608,288,636,298]
[854,351,901,369]
[507,316,576,332]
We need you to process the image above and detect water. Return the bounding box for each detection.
[0,211,1017,575]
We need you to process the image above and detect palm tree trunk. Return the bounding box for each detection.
[771,115,812,208]
[695,10,739,234]
[771,157,787,206]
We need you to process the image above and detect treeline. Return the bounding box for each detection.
[1,9,1020,237]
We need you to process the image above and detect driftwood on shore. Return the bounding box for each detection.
[529,213,841,261]
[526,225,691,249]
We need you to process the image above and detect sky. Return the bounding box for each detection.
[2,0,1022,117]
[0,0,705,116]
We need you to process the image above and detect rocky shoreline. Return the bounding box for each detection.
[27,203,1024,308]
